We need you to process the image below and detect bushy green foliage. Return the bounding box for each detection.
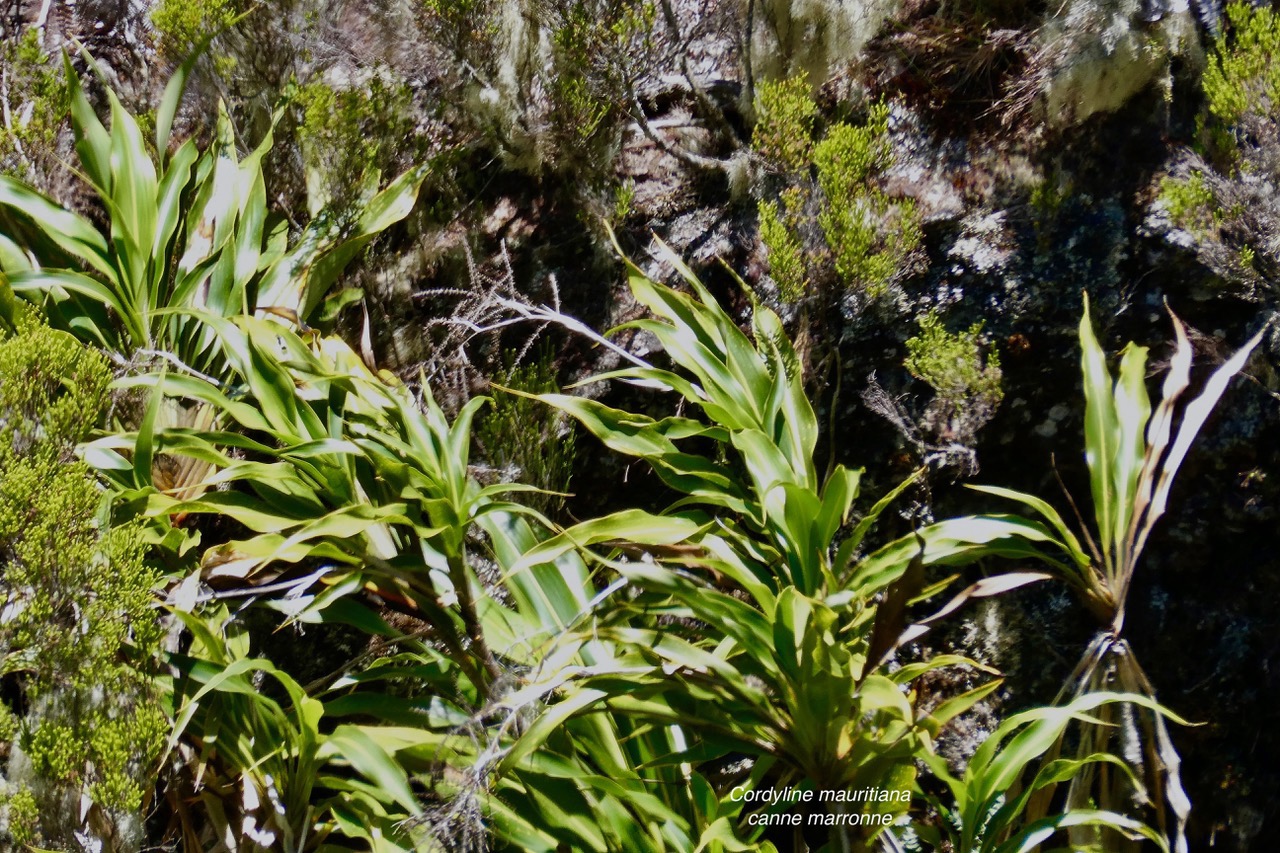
[814,104,921,297]
[0,308,110,455]
[1203,2,1280,126]
[419,0,500,59]
[544,1,655,165]
[4,787,38,845]
[290,74,423,222]
[548,10,614,147]
[151,0,239,60]
[1157,2,1280,298]
[418,0,654,176]
[753,75,818,172]
[0,314,164,846]
[0,30,67,180]
[476,350,577,516]
[905,311,1003,434]
[758,195,809,301]
[1159,170,1216,230]
[752,80,921,304]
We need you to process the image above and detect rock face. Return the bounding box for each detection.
[750,0,902,85]
[1037,0,1203,126]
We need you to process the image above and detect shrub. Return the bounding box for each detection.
[753,75,817,173]
[0,313,165,848]
[1154,2,1280,300]
[1159,169,1216,230]
[751,81,921,304]
[904,311,1004,445]
[150,0,239,61]
[1202,1,1280,127]
[0,29,67,182]
[417,0,654,177]
[758,196,809,301]
[289,73,425,224]
[814,103,921,297]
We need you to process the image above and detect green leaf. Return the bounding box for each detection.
[65,57,113,192]
[320,726,424,816]
[1111,341,1150,569]
[510,510,704,576]
[0,178,112,278]
[155,32,216,159]
[1079,294,1120,571]
[966,484,1092,570]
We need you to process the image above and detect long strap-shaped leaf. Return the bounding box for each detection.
[1122,312,1269,608]
[1079,294,1122,579]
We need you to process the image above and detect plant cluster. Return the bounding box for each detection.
[150,0,240,62]
[753,75,817,172]
[0,59,425,377]
[0,58,1248,853]
[0,30,69,186]
[753,78,922,306]
[1156,1,1280,301]
[475,348,577,517]
[417,0,657,178]
[0,309,164,847]
[288,73,427,225]
[905,311,1004,447]
[934,297,1266,853]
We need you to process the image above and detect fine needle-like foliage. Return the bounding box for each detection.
[0,305,165,848]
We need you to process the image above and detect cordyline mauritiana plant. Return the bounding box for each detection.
[0,50,424,379]
[27,215,1179,848]
[946,296,1268,853]
[90,309,731,849]
[0,51,424,541]
[489,243,1172,852]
